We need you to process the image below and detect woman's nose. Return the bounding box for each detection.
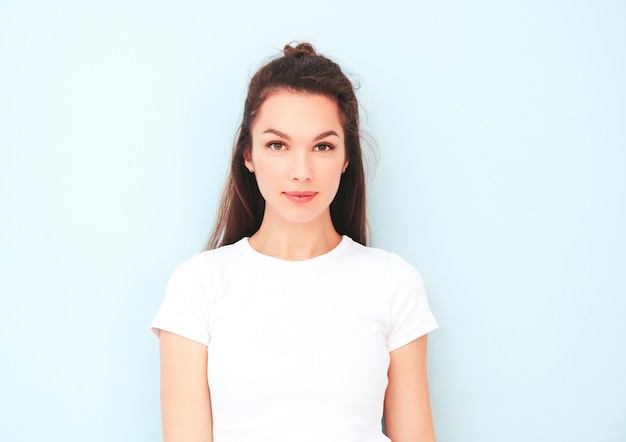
[288,151,313,181]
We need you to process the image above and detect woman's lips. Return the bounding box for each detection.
[283,191,317,204]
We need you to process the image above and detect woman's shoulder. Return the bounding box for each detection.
[198,238,248,261]
[171,238,248,279]
[344,237,417,271]
[343,238,426,292]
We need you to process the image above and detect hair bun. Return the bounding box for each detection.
[283,42,317,57]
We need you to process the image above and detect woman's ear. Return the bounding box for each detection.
[243,150,254,173]
[342,161,349,173]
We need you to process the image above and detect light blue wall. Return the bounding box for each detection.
[1,1,624,441]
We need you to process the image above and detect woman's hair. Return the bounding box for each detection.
[206,42,368,249]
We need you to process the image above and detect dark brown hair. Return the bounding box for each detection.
[206,42,368,249]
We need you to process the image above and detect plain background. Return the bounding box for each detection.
[1,1,625,441]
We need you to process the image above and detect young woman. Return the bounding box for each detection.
[151,42,438,442]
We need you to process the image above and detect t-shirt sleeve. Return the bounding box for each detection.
[150,254,213,346]
[386,253,438,351]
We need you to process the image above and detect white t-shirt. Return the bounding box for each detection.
[151,236,438,442]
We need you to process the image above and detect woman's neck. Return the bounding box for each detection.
[248,214,342,261]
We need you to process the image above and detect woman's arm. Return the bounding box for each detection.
[159,330,213,442]
[383,334,436,442]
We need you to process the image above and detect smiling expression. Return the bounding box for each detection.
[245,91,348,227]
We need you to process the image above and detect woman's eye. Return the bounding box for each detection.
[268,142,285,151]
[314,143,334,152]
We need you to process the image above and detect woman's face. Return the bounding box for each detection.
[245,91,348,227]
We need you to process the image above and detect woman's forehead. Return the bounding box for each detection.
[252,92,344,137]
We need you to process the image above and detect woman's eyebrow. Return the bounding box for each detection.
[261,128,340,141]
[262,128,291,140]
[314,130,340,141]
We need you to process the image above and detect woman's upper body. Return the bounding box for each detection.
[152,42,438,442]
[152,235,437,441]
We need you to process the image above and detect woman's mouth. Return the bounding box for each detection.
[283,191,317,204]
